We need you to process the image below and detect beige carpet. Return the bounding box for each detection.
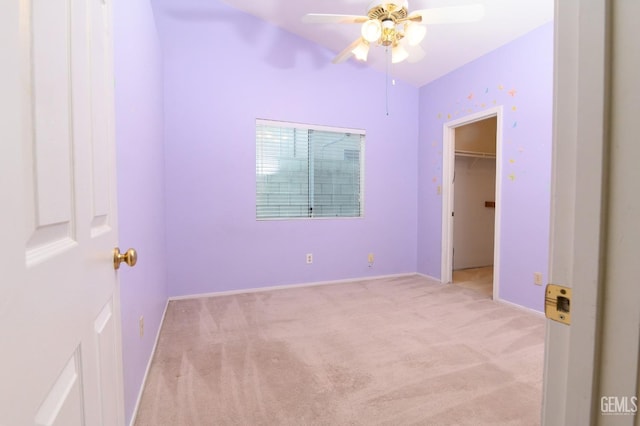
[135,275,544,426]
[453,266,494,298]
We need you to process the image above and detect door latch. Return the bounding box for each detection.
[545,284,572,325]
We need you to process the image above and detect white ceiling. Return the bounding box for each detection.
[216,0,554,87]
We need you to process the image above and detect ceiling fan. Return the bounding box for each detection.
[302,1,485,64]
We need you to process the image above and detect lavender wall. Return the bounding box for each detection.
[110,3,551,420]
[417,22,554,311]
[152,0,419,297]
[113,1,168,424]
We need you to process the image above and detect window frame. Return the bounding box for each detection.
[256,118,366,221]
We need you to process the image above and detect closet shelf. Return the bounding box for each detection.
[455,149,496,159]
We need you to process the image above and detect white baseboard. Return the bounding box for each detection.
[415,273,443,283]
[168,272,418,301]
[129,299,170,426]
[495,297,545,317]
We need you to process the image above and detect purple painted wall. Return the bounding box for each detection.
[417,22,554,311]
[113,1,168,424]
[110,3,551,418]
[152,0,419,297]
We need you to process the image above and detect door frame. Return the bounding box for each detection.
[542,0,623,424]
[441,106,503,302]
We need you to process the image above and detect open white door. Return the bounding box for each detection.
[543,0,640,424]
[0,0,127,424]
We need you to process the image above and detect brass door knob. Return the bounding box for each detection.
[113,247,137,270]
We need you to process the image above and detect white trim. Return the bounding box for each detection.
[256,118,365,136]
[441,121,454,284]
[493,111,504,302]
[543,1,612,423]
[440,106,503,305]
[360,137,366,218]
[495,297,545,318]
[256,216,365,222]
[415,273,444,283]
[168,273,418,301]
[129,299,170,426]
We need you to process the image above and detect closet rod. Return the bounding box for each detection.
[454,149,496,159]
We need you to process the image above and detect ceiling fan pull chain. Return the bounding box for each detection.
[385,46,390,116]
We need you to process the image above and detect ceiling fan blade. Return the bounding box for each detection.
[406,45,426,63]
[408,4,485,25]
[332,38,363,64]
[302,14,369,24]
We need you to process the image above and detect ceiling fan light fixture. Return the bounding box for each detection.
[392,43,409,64]
[352,40,370,61]
[404,22,427,46]
[380,19,398,46]
[361,19,382,42]
[305,2,486,66]
[376,0,409,11]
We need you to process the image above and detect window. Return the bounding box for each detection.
[256,119,365,219]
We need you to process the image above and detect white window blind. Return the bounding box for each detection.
[256,120,365,219]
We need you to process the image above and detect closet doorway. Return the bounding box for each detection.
[441,107,503,301]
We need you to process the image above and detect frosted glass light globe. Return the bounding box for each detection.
[361,19,382,42]
[352,40,370,61]
[405,23,427,46]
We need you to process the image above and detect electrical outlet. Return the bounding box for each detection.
[306,253,313,264]
[367,253,375,264]
[534,272,543,286]
[139,316,144,338]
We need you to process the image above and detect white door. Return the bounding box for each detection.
[0,0,126,425]
[543,0,640,424]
